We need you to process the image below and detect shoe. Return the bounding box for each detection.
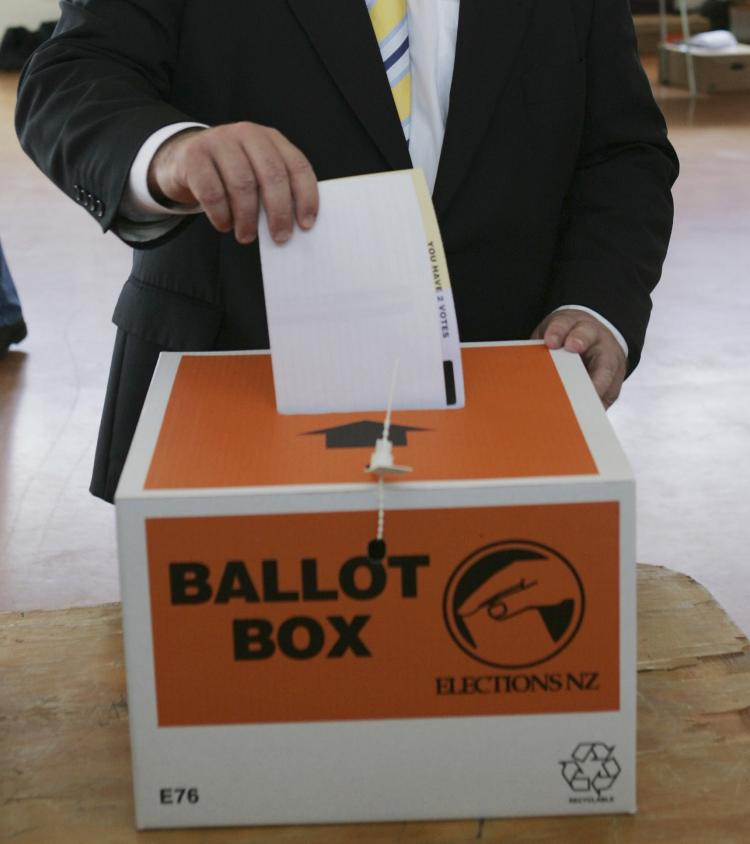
[0,319,27,356]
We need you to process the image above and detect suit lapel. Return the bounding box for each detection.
[433,0,536,214]
[287,0,412,170]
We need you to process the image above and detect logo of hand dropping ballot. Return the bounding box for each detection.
[443,541,585,668]
[560,743,621,796]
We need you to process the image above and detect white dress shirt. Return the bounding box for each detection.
[118,0,627,355]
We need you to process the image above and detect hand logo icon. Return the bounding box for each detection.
[443,541,585,669]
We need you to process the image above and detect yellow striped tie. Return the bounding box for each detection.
[367,0,412,141]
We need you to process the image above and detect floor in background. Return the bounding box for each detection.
[1,62,749,634]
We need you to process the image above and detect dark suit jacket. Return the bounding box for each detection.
[15,0,678,501]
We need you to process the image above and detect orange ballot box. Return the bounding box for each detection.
[115,341,635,829]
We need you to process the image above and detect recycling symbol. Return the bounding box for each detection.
[560,742,621,796]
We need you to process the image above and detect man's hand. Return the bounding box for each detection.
[532,309,627,409]
[147,122,319,245]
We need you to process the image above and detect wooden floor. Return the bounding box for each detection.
[1,59,749,633]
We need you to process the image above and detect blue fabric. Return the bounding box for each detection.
[0,240,23,327]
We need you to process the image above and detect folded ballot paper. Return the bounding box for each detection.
[258,169,464,414]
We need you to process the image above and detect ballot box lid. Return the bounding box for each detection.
[117,342,632,498]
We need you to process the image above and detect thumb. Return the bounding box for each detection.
[147,129,204,206]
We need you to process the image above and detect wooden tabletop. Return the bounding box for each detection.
[2,564,749,843]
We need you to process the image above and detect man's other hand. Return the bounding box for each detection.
[147,123,319,245]
[532,309,627,409]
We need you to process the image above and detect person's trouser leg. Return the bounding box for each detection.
[0,242,24,327]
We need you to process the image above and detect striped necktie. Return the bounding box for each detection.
[366,0,412,142]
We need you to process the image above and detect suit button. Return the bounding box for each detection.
[95,199,105,218]
[73,185,81,202]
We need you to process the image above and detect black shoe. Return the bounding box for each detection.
[0,319,27,356]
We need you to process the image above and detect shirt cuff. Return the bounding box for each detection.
[119,121,208,220]
[553,305,629,358]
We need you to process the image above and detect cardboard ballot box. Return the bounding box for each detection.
[659,42,750,93]
[116,342,635,829]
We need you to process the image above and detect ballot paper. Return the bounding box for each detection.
[258,169,464,414]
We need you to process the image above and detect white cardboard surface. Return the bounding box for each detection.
[116,344,635,829]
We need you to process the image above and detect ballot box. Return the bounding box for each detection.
[659,42,750,93]
[116,341,635,829]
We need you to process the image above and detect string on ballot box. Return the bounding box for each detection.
[366,358,412,562]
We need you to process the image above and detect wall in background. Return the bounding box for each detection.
[0,0,59,34]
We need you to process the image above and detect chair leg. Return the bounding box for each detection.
[678,0,698,97]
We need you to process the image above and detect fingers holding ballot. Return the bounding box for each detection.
[147,122,320,246]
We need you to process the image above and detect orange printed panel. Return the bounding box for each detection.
[146,502,620,726]
[145,345,596,490]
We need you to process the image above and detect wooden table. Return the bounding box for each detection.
[2,565,749,843]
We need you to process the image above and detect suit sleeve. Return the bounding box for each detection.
[545,0,679,372]
[15,0,193,247]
